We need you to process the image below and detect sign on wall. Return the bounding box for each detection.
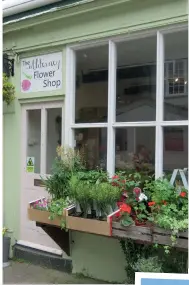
[135,273,189,285]
[26,157,35,173]
[21,52,62,93]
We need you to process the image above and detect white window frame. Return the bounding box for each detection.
[65,24,189,179]
[22,101,64,175]
[165,59,188,97]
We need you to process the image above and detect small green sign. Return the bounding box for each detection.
[26,157,35,173]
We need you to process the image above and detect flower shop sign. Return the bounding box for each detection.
[21,52,62,93]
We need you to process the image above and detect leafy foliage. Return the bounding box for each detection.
[94,182,121,216]
[69,175,94,217]
[132,256,162,273]
[69,175,121,218]
[133,202,150,222]
[120,239,188,283]
[42,146,85,200]
[48,198,70,229]
[76,170,108,185]
[120,239,156,283]
[144,178,175,203]
[3,73,15,105]
[144,178,188,245]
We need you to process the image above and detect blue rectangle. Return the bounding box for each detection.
[141,278,189,285]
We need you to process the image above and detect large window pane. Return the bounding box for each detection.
[27,109,41,173]
[164,30,188,120]
[115,127,155,175]
[163,126,188,176]
[46,108,62,174]
[116,37,156,122]
[75,45,108,123]
[74,128,107,170]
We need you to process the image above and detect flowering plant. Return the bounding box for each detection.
[32,198,49,211]
[144,178,188,245]
[119,203,134,227]
[111,172,151,226]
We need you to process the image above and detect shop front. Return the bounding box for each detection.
[3,0,188,282]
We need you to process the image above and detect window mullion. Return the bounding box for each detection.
[155,31,164,179]
[107,40,117,177]
[65,47,76,148]
[40,106,47,175]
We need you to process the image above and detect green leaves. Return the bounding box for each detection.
[3,73,15,105]
[69,175,94,217]
[69,175,121,218]
[133,256,163,273]
[121,214,134,227]
[144,178,175,204]
[76,170,108,185]
[42,147,86,200]
[48,198,70,230]
[94,182,121,216]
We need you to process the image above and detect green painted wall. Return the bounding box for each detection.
[3,0,188,281]
[71,232,126,282]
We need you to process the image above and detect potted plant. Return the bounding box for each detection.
[119,203,134,227]
[94,182,121,218]
[3,227,11,267]
[69,175,94,217]
[145,178,188,245]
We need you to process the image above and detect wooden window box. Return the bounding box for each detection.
[28,200,188,250]
[112,221,188,250]
[27,198,66,227]
[65,205,120,236]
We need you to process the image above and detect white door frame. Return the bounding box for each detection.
[20,100,65,253]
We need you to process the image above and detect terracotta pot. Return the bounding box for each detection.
[135,219,147,226]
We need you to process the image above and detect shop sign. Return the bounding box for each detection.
[21,52,62,93]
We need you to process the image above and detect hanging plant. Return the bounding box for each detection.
[3,73,15,105]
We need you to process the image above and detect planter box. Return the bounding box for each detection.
[152,226,188,250]
[112,221,152,242]
[112,221,188,250]
[65,205,120,236]
[28,198,66,227]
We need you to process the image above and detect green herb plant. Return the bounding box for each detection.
[94,183,121,218]
[48,198,71,230]
[69,176,94,217]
